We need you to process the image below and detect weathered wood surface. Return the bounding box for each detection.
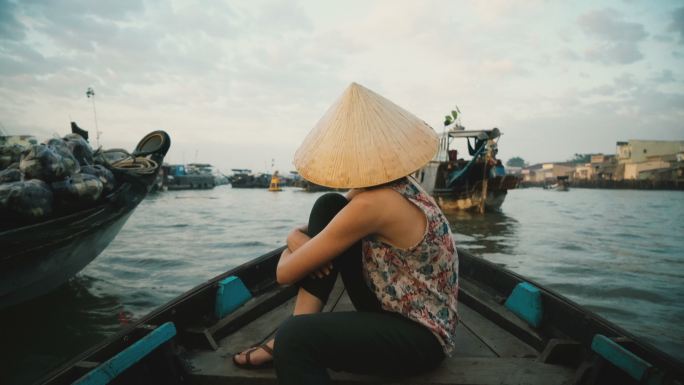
[459,279,545,350]
[457,305,537,359]
[185,279,573,385]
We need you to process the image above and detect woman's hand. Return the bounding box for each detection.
[280,257,333,279]
[310,263,333,279]
[287,226,310,252]
[287,226,333,279]
[276,194,382,285]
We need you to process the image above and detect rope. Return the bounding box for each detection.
[99,149,158,175]
[446,142,487,188]
[112,156,158,175]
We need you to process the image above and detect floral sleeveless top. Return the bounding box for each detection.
[361,177,459,355]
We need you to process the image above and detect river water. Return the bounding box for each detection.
[1,186,682,384]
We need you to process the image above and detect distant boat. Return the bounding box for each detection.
[0,130,170,309]
[162,164,216,190]
[554,176,570,191]
[187,163,230,186]
[37,247,684,384]
[229,169,271,188]
[417,125,519,213]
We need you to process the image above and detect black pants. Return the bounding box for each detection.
[273,193,445,385]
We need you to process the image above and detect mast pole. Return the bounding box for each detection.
[86,87,100,148]
[479,138,492,214]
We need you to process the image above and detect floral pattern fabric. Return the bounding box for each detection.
[361,176,459,355]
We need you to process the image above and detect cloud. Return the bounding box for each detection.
[569,72,682,125]
[0,1,681,171]
[0,0,27,40]
[668,7,684,44]
[578,8,647,64]
[579,8,647,41]
[480,59,528,77]
[254,0,312,33]
[560,49,581,61]
[583,42,643,65]
[580,84,616,97]
[653,34,674,43]
[651,69,675,83]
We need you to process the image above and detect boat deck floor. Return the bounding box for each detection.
[184,279,574,384]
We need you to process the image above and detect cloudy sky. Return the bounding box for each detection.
[1,0,683,172]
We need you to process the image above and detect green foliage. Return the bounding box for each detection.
[443,105,461,126]
[570,153,592,164]
[506,156,526,168]
[451,107,460,119]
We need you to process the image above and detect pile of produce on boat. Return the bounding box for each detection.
[0,129,169,311]
[0,133,121,225]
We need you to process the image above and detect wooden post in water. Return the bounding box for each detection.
[478,139,493,214]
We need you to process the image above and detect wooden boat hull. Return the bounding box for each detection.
[419,160,520,213]
[166,175,216,190]
[0,181,147,310]
[434,190,507,211]
[415,125,522,213]
[0,210,134,309]
[36,247,684,385]
[229,174,271,188]
[0,130,170,310]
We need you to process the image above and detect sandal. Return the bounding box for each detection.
[232,343,274,369]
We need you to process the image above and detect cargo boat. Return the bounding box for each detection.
[229,169,271,188]
[0,130,170,309]
[416,125,519,213]
[163,164,216,190]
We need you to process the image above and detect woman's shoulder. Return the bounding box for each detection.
[351,183,404,203]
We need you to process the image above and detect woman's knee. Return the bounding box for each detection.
[311,193,347,215]
[274,315,313,360]
[308,193,348,235]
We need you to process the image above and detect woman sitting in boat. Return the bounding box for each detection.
[233,83,459,384]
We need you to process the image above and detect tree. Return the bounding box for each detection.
[506,157,526,168]
[570,153,592,164]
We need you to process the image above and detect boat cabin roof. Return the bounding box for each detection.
[441,125,501,140]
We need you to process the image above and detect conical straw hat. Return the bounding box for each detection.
[294,82,438,188]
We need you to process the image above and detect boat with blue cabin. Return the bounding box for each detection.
[417,124,519,213]
[163,164,216,190]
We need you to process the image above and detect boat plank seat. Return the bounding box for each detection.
[185,278,573,384]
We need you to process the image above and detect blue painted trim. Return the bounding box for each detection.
[504,282,543,327]
[215,276,252,318]
[74,322,177,385]
[591,334,651,381]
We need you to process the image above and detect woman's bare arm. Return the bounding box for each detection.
[276,194,383,284]
[286,228,310,252]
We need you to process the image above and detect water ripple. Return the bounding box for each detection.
[450,188,684,363]
[2,187,683,385]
